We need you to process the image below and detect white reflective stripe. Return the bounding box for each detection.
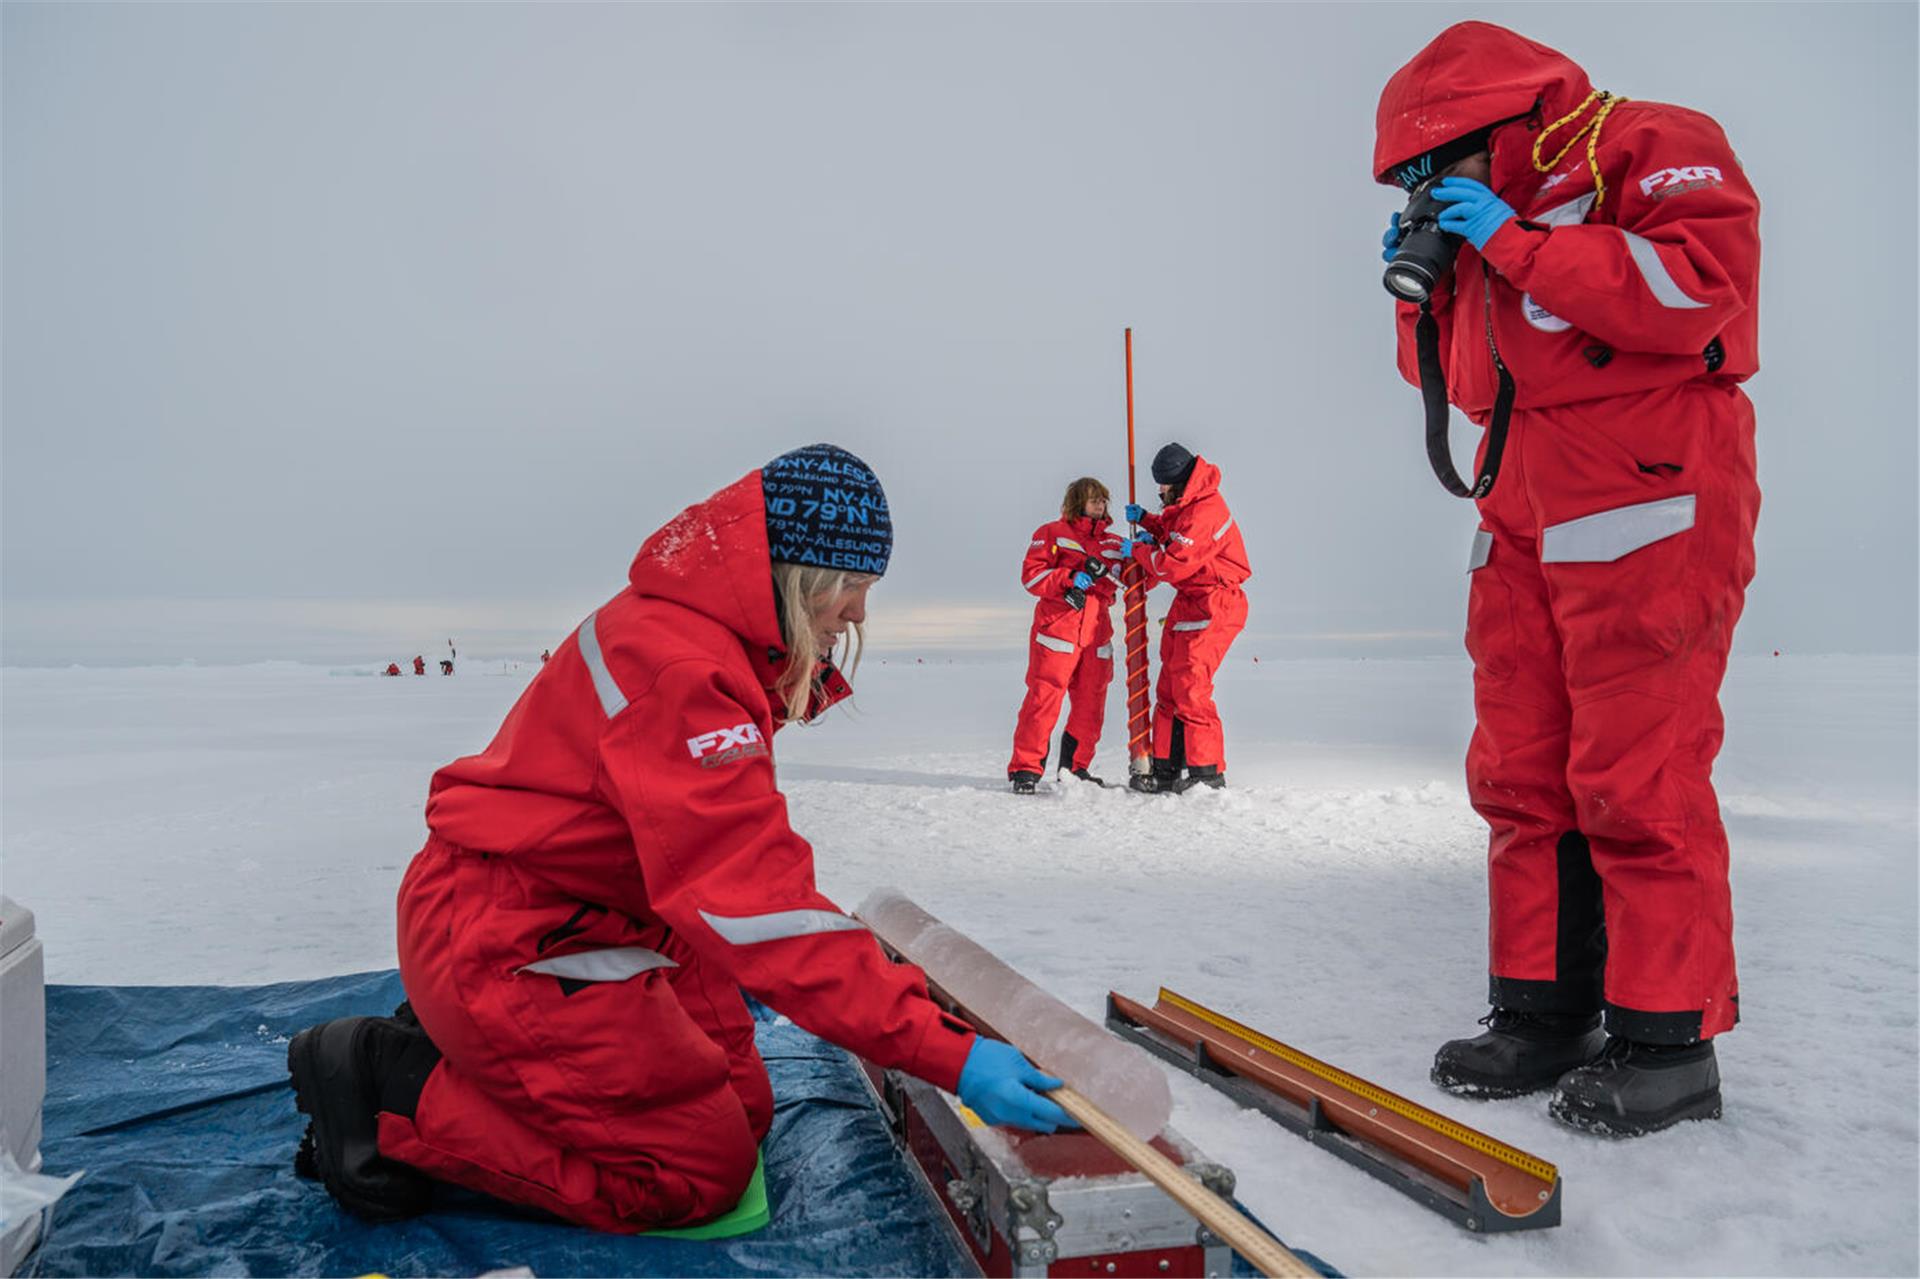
[699,907,867,946]
[518,946,677,982]
[1537,192,1596,227]
[1095,644,1113,659]
[1542,495,1696,563]
[1056,537,1085,552]
[1624,232,1707,310]
[1100,548,1126,559]
[1024,569,1052,589]
[576,610,628,717]
[1469,529,1493,573]
[1213,516,1235,541]
[1035,633,1076,654]
[1171,619,1211,632]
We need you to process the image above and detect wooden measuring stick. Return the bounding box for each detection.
[1049,1085,1316,1279]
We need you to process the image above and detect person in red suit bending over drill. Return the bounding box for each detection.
[1122,443,1251,794]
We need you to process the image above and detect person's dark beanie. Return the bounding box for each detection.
[1383,125,1495,191]
[1151,443,1197,486]
[761,444,892,576]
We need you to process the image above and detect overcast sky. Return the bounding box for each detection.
[4,2,1914,665]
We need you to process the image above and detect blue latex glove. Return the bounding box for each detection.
[1381,210,1403,263]
[1072,571,1094,591]
[1128,529,1157,551]
[1123,502,1148,524]
[1431,177,1517,251]
[957,1039,1076,1132]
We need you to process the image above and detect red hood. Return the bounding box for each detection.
[627,471,783,654]
[1064,513,1113,539]
[1172,457,1222,507]
[1373,21,1593,184]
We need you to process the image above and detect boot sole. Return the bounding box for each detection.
[1548,1086,1723,1138]
[287,1024,430,1221]
[1429,1065,1564,1100]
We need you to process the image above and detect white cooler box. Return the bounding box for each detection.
[0,896,48,1276]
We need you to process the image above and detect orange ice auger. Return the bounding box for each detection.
[1121,329,1152,778]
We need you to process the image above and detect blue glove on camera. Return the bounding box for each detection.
[1431,177,1516,251]
[1072,571,1094,591]
[957,1038,1075,1132]
[1381,210,1403,263]
[1123,503,1148,524]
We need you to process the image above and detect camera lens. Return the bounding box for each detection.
[1384,264,1438,303]
[1382,183,1463,303]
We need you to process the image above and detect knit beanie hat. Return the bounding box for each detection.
[1151,442,1197,486]
[761,444,892,576]
[1383,124,1496,191]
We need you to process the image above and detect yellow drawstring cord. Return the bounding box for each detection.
[1531,88,1627,210]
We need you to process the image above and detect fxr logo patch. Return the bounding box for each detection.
[687,723,767,767]
[1639,166,1723,201]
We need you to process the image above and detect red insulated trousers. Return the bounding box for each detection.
[1151,586,1248,771]
[1007,625,1113,776]
[1467,381,1758,1044]
[376,836,767,1232]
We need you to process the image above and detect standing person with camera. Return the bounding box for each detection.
[1007,477,1127,793]
[1121,444,1251,794]
[1376,21,1761,1136]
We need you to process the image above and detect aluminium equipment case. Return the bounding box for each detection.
[859,1060,1237,1278]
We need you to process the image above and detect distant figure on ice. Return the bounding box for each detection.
[1375,21,1761,1135]
[1006,477,1126,793]
[412,656,426,676]
[1121,443,1251,793]
[438,659,453,676]
[540,649,551,664]
[383,662,402,677]
[286,443,1072,1230]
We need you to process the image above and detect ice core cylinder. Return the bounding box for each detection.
[857,888,1172,1141]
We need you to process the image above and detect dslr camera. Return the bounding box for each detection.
[1382,179,1464,305]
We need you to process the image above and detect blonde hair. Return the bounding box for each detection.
[1060,476,1111,520]
[770,561,870,721]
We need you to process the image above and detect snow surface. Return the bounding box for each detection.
[3,653,1915,1275]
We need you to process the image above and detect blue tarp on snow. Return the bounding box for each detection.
[29,971,1331,1277]
[30,970,975,1277]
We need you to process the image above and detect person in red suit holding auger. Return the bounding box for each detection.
[286,444,1073,1230]
[1006,477,1127,794]
[1122,443,1251,794]
[1375,21,1762,1136]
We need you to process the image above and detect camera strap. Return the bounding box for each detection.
[1416,301,1512,500]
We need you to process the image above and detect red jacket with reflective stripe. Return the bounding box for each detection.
[424,471,975,1091]
[1130,459,1251,597]
[1376,22,1760,415]
[1021,515,1123,649]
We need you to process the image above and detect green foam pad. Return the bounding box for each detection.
[643,1152,769,1240]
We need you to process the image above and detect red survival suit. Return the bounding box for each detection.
[1128,459,1251,772]
[380,472,978,1231]
[1378,22,1761,1043]
[1006,515,1125,777]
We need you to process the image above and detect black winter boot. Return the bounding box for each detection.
[1128,758,1180,793]
[1430,1009,1606,1098]
[1009,771,1040,795]
[1549,1036,1722,1136]
[288,1014,442,1220]
[1055,732,1106,786]
[1174,765,1225,792]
